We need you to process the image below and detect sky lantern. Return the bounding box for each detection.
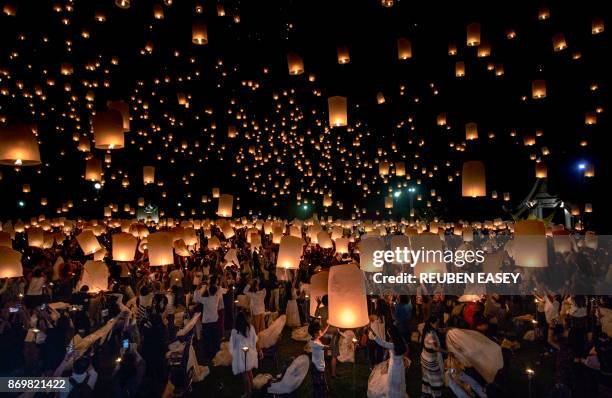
[583,164,595,177]
[287,52,304,75]
[112,232,137,261]
[384,196,393,209]
[465,122,478,140]
[397,37,412,60]
[328,96,347,127]
[277,235,303,269]
[535,162,547,179]
[207,236,221,250]
[0,123,41,166]
[147,231,174,266]
[467,23,481,46]
[455,61,465,77]
[379,161,390,176]
[0,232,11,248]
[437,113,447,126]
[93,110,124,149]
[317,231,333,249]
[328,263,369,328]
[192,20,208,45]
[552,33,567,51]
[77,260,109,293]
[143,166,155,185]
[337,45,350,64]
[334,237,349,254]
[358,236,384,272]
[477,42,491,57]
[0,247,22,278]
[512,220,548,267]
[532,79,546,99]
[462,161,486,197]
[76,230,102,255]
[592,18,604,34]
[395,161,405,176]
[27,227,44,248]
[217,194,233,217]
[309,270,329,316]
[212,187,220,198]
[85,158,102,181]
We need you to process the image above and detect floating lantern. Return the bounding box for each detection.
[395,161,405,176]
[76,230,102,255]
[0,232,11,248]
[592,18,604,34]
[467,23,481,46]
[512,220,547,267]
[207,236,221,250]
[27,227,44,248]
[85,158,102,181]
[317,231,333,249]
[384,196,393,209]
[585,203,593,213]
[535,162,547,179]
[328,263,369,328]
[337,46,350,64]
[143,166,155,184]
[78,260,109,293]
[112,232,137,261]
[148,232,174,266]
[0,123,41,166]
[93,110,124,149]
[309,271,329,316]
[437,113,447,126]
[192,20,208,45]
[358,236,385,272]
[532,80,546,99]
[397,38,412,60]
[287,52,304,75]
[0,247,23,278]
[455,61,465,77]
[584,164,595,177]
[334,237,349,254]
[277,235,303,269]
[328,96,347,127]
[465,122,478,140]
[217,194,233,217]
[462,161,486,197]
[212,188,220,198]
[552,34,567,51]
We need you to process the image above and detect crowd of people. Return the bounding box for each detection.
[1,219,611,398]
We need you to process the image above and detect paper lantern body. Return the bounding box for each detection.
[207,236,221,250]
[467,23,481,46]
[76,230,102,255]
[112,232,137,261]
[217,194,233,217]
[148,232,174,266]
[317,231,333,249]
[328,96,348,127]
[277,235,303,269]
[0,231,12,248]
[358,236,385,272]
[287,52,304,75]
[85,158,102,181]
[27,227,44,248]
[446,328,502,384]
[143,166,155,184]
[107,100,130,131]
[0,247,23,278]
[0,123,41,166]
[532,80,547,99]
[78,260,109,293]
[93,110,124,149]
[309,271,329,316]
[397,37,412,59]
[513,220,548,267]
[192,20,208,44]
[334,237,350,254]
[328,264,369,328]
[462,161,486,197]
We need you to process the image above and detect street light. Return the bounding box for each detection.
[393,191,401,198]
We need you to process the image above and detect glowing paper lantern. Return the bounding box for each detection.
[384,196,393,209]
[592,18,604,35]
[147,232,174,266]
[552,34,567,51]
[337,46,350,64]
[85,158,102,181]
[397,38,412,60]
[0,231,11,247]
[455,61,465,77]
[358,236,385,272]
[462,161,486,197]
[513,220,548,268]
[309,270,329,316]
[465,122,478,140]
[535,162,547,179]
[27,227,44,248]
[467,23,481,46]
[395,161,405,176]
[143,166,155,185]
[317,231,333,249]
[0,123,41,166]
[278,235,303,269]
[0,246,23,278]
[334,237,349,254]
[76,230,102,255]
[532,80,546,99]
[192,20,208,45]
[287,52,304,75]
[207,236,221,250]
[217,194,233,217]
[553,229,573,254]
[328,96,348,127]
[328,264,369,328]
[112,232,137,261]
[93,110,124,149]
[77,260,109,293]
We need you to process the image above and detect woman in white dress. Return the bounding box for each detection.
[285,280,301,327]
[368,324,408,398]
[229,311,262,398]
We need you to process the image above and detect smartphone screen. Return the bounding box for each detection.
[122,339,129,349]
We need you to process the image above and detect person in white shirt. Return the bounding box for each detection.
[26,269,46,309]
[244,279,266,333]
[308,321,329,398]
[368,303,386,365]
[194,282,222,359]
[230,311,262,398]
